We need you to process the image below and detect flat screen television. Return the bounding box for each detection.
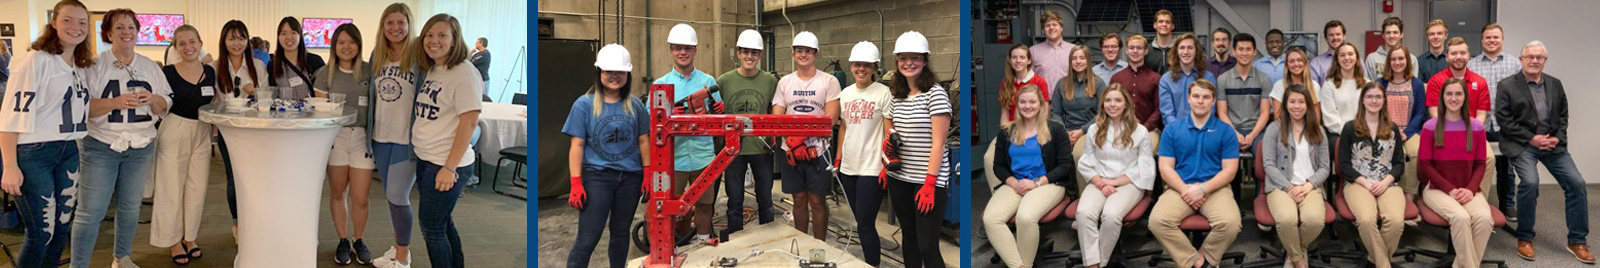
[302,18,353,48]
[135,14,183,46]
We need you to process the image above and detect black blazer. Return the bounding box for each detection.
[991,121,1075,190]
[1496,73,1568,156]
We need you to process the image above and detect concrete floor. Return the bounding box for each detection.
[0,150,530,268]
[970,178,1600,268]
[538,174,962,268]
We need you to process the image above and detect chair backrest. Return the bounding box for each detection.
[984,137,1000,193]
[1254,142,1267,195]
[512,93,527,105]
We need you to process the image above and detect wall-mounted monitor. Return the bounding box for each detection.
[135,14,183,46]
[302,18,353,48]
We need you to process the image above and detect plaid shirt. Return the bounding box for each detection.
[1467,53,1521,133]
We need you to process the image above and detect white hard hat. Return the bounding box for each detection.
[849,41,879,63]
[792,31,819,49]
[594,44,633,72]
[667,24,697,46]
[736,29,763,50]
[893,31,930,54]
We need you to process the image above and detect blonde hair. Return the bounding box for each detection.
[1005,85,1052,145]
[1041,10,1063,26]
[1061,46,1099,100]
[1427,19,1448,31]
[371,3,413,73]
[1284,47,1313,90]
[1092,84,1138,148]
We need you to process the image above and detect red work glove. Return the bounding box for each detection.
[709,101,724,114]
[877,169,889,190]
[915,174,938,213]
[568,176,586,210]
[673,105,687,115]
[784,137,810,165]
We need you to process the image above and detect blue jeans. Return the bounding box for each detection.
[723,153,774,233]
[566,169,643,268]
[1511,148,1590,244]
[70,137,152,265]
[417,160,468,268]
[14,140,79,267]
[841,175,885,266]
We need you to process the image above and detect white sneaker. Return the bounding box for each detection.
[373,258,411,268]
[111,257,140,268]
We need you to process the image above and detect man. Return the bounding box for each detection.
[1310,20,1346,85]
[773,31,842,240]
[1467,23,1521,140]
[1151,80,1242,268]
[1112,35,1165,131]
[1158,34,1218,130]
[1417,20,1449,85]
[1425,37,1490,124]
[1146,9,1177,75]
[1498,40,1593,264]
[652,23,723,244]
[1031,10,1076,88]
[1215,33,1271,151]
[1205,28,1236,78]
[1093,33,1127,83]
[1254,29,1287,84]
[471,37,492,99]
[716,29,779,238]
[1365,17,1419,80]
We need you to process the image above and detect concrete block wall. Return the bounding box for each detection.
[539,0,759,83]
[763,0,961,81]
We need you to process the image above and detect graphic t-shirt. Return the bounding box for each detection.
[773,71,841,150]
[411,62,483,168]
[372,61,418,144]
[716,70,778,155]
[838,82,892,176]
[87,53,174,149]
[562,94,650,172]
[0,50,91,144]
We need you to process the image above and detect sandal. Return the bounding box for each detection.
[186,243,203,258]
[171,245,191,265]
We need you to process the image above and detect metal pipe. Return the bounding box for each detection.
[539,11,761,27]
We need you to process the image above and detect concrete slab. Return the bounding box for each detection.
[626,223,872,268]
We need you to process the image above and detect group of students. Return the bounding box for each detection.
[984,9,1589,268]
[563,24,955,268]
[0,1,483,268]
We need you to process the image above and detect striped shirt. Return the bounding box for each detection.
[1466,53,1520,133]
[888,85,953,187]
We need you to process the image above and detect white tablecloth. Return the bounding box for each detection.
[476,102,527,165]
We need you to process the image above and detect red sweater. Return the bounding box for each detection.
[1004,74,1051,121]
[1417,118,1489,192]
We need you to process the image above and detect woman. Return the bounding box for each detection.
[75,9,173,267]
[561,44,648,268]
[268,16,325,101]
[1261,85,1330,268]
[1338,82,1408,268]
[886,31,951,268]
[407,13,481,268]
[998,44,1047,126]
[1073,85,1155,268]
[211,20,268,235]
[837,41,893,267]
[1049,45,1102,145]
[1319,42,1366,136]
[1270,47,1319,114]
[368,4,423,267]
[315,23,376,265]
[1373,44,1428,138]
[1416,78,1492,267]
[149,24,214,266]
[983,85,1070,268]
[0,1,93,266]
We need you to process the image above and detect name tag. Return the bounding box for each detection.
[200,86,214,97]
[289,77,306,87]
[358,96,369,106]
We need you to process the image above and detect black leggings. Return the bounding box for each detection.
[887,179,945,268]
[841,175,885,266]
[216,134,238,220]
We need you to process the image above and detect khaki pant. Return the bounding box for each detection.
[673,170,716,205]
[982,184,1066,268]
[149,115,213,247]
[1074,184,1144,266]
[1265,189,1326,261]
[1420,189,1493,268]
[1342,182,1406,268]
[1149,187,1241,266]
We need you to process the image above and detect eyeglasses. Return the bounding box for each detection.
[1522,55,1547,61]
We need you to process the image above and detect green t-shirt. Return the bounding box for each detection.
[717,69,779,155]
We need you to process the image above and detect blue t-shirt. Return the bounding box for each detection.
[562,94,650,172]
[653,69,720,171]
[1007,135,1046,180]
[1158,69,1218,127]
[252,49,271,67]
[1158,115,1241,184]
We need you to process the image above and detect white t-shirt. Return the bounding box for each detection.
[87,53,173,149]
[373,61,418,144]
[838,82,892,176]
[211,57,268,99]
[412,62,483,167]
[0,51,91,144]
[772,71,840,150]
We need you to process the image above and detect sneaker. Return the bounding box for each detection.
[352,239,373,265]
[372,246,397,266]
[373,258,411,268]
[111,257,140,268]
[334,239,353,264]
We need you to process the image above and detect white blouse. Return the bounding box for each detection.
[1319,79,1362,134]
[1076,122,1157,190]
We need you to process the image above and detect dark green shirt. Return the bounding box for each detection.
[717,69,779,155]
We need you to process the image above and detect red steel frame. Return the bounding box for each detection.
[642,84,835,268]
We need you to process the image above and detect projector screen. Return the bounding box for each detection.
[302,18,353,48]
[135,14,183,46]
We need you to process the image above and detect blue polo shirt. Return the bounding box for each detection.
[653,69,721,171]
[1158,115,1241,184]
